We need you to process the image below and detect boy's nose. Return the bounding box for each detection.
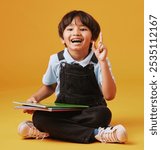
[73,33,81,36]
[73,29,81,36]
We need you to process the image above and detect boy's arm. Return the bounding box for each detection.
[99,61,116,100]
[27,84,56,103]
[92,33,116,100]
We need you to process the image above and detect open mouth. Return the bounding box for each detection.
[71,39,83,43]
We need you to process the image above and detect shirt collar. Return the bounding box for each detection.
[63,48,94,67]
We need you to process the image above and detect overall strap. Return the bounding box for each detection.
[90,53,98,64]
[57,50,65,61]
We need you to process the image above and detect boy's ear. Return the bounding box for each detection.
[60,38,65,44]
[60,38,67,47]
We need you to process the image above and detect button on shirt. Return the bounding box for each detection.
[42,48,114,96]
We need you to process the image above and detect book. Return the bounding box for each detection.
[13,101,89,112]
[14,106,84,112]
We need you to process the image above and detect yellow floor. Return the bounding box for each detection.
[0,82,143,150]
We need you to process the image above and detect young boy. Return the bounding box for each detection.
[18,10,127,143]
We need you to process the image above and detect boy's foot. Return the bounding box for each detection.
[18,121,49,139]
[95,124,127,143]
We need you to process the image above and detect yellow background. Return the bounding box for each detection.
[0,0,143,150]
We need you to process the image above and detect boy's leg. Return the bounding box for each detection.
[71,105,112,128]
[32,106,111,143]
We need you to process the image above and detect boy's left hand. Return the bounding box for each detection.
[92,32,108,62]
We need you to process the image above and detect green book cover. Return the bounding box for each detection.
[46,103,89,108]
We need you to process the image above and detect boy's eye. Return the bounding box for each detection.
[80,28,88,31]
[66,28,73,31]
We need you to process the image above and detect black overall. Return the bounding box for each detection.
[33,51,112,143]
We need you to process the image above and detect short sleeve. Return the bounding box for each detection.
[42,55,58,85]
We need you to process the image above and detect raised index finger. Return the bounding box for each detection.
[99,32,103,43]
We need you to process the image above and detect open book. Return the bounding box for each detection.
[13,101,89,112]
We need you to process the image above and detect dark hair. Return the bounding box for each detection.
[58,10,100,41]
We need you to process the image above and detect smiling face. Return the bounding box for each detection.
[61,17,92,53]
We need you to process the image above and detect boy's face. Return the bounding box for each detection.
[61,17,92,52]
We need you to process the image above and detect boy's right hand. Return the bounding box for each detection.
[23,97,37,114]
[26,97,37,103]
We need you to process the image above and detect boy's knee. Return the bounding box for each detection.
[87,106,112,127]
[104,107,112,125]
[96,106,112,125]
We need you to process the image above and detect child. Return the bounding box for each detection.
[18,10,127,143]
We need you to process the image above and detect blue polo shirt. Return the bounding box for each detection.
[42,48,114,96]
